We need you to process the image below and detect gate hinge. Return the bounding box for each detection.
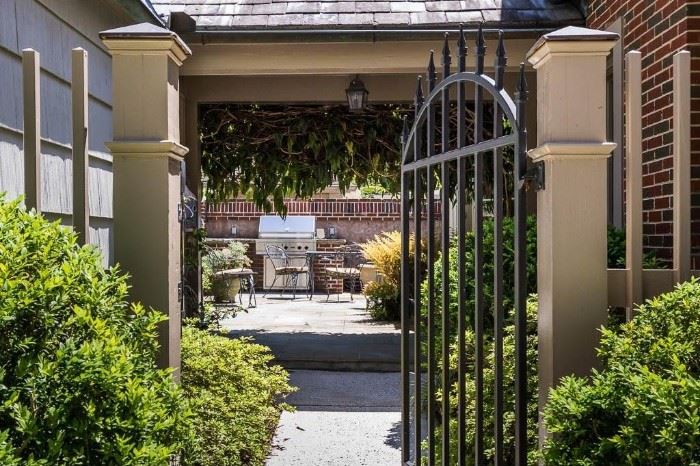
[177,282,183,303]
[520,161,545,191]
[177,203,184,223]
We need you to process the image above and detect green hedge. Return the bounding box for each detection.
[181,327,295,466]
[432,297,539,465]
[543,279,700,465]
[0,197,190,465]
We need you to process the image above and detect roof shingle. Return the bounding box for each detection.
[151,0,585,30]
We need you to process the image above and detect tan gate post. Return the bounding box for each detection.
[100,24,191,378]
[526,26,618,440]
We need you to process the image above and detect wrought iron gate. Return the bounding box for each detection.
[400,25,529,465]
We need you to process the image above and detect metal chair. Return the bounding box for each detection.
[263,244,309,299]
[324,243,366,302]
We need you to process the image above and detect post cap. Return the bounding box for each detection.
[527,26,618,69]
[100,23,191,65]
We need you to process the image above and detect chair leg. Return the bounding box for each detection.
[281,274,289,298]
[291,273,298,300]
[264,275,279,298]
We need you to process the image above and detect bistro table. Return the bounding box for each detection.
[216,268,257,308]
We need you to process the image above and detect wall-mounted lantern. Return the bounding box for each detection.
[345,76,368,113]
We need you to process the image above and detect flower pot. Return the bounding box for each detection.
[212,272,242,303]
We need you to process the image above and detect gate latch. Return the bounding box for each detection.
[520,161,545,192]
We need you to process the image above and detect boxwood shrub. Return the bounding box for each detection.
[543,279,700,465]
[0,197,190,464]
[181,327,295,466]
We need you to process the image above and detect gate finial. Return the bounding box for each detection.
[415,76,424,114]
[476,22,486,74]
[401,114,409,144]
[494,30,506,89]
[457,24,467,73]
[427,50,436,92]
[516,62,528,98]
[441,32,451,77]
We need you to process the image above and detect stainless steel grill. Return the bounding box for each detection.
[256,216,317,289]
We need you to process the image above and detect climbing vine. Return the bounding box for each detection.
[200,104,410,214]
[199,103,514,216]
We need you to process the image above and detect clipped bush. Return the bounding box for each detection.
[543,279,700,465]
[181,327,295,466]
[365,280,401,321]
[0,197,190,464]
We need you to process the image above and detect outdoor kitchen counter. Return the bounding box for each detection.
[204,238,348,294]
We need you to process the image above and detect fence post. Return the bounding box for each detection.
[22,49,41,212]
[625,51,643,317]
[673,51,691,282]
[526,27,618,442]
[100,24,191,379]
[72,48,89,245]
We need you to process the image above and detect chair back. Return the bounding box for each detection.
[338,243,365,270]
[265,244,289,271]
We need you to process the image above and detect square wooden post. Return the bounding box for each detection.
[526,26,618,442]
[100,24,191,379]
[22,49,41,212]
[72,48,90,245]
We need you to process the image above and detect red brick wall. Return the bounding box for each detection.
[204,198,441,244]
[588,0,700,267]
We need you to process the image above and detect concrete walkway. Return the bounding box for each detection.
[221,294,404,465]
[221,294,404,371]
[267,370,401,466]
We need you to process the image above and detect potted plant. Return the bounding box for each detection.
[203,241,252,303]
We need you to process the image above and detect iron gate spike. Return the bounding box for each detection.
[516,62,528,95]
[401,114,409,144]
[494,30,506,90]
[457,24,466,73]
[415,75,424,111]
[475,22,486,74]
[441,32,451,76]
[427,50,437,91]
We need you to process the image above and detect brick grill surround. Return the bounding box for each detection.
[205,198,441,293]
[588,0,700,268]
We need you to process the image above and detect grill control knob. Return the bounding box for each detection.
[284,246,288,250]
[297,246,302,250]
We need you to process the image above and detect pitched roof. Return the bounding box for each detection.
[151,0,585,31]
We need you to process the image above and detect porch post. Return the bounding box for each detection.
[100,24,191,379]
[526,27,618,441]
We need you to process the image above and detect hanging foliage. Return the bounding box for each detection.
[200,104,411,215]
[199,102,517,216]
